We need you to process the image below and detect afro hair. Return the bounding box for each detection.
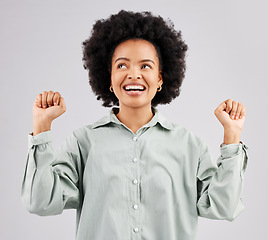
[82,10,188,107]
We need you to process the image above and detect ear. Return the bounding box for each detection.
[158,71,163,85]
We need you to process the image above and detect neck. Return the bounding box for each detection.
[116,104,154,134]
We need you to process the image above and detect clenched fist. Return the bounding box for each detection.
[33,91,66,136]
[214,99,246,144]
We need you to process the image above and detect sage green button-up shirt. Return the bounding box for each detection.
[21,107,248,240]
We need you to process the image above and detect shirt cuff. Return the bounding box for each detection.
[220,141,248,159]
[28,130,52,148]
[220,141,249,176]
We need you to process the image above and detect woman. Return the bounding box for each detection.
[21,10,248,240]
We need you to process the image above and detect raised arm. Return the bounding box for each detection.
[196,99,248,221]
[21,91,81,216]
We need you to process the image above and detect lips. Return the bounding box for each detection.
[122,83,146,96]
[123,83,146,91]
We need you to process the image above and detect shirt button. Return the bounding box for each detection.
[133,136,138,141]
[133,227,139,233]
[133,204,139,210]
[132,179,139,184]
[132,158,138,163]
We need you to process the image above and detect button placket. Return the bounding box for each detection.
[130,134,141,237]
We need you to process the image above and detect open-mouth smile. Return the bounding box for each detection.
[123,84,146,96]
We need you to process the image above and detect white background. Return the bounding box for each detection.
[0,0,267,239]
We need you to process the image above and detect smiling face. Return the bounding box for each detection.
[111,39,163,110]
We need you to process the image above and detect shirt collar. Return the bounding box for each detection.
[91,107,174,131]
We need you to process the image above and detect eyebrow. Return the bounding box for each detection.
[114,57,155,65]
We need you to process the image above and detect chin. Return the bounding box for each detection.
[119,100,152,109]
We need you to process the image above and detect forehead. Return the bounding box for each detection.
[112,39,159,61]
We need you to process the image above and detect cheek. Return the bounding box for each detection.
[147,73,161,87]
[111,72,125,88]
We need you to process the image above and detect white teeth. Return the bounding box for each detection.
[125,85,145,90]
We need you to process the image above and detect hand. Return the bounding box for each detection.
[214,99,246,144]
[33,91,66,135]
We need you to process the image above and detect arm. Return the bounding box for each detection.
[21,131,81,216]
[21,91,81,216]
[196,99,248,221]
[196,141,248,221]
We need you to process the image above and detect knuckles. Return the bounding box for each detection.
[214,99,246,118]
[36,91,63,108]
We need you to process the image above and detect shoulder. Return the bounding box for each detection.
[70,114,113,141]
[165,119,205,148]
[156,109,205,148]
[71,124,98,140]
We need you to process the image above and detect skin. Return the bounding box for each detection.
[32,91,66,136]
[214,99,246,144]
[110,39,163,133]
[32,39,246,144]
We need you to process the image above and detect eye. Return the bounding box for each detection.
[117,63,127,69]
[141,64,151,69]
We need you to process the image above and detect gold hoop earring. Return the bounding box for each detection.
[110,86,114,92]
[157,85,162,92]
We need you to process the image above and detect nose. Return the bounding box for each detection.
[127,68,142,79]
[128,75,141,79]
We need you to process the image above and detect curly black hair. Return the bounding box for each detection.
[82,10,188,107]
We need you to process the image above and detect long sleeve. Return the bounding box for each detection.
[196,141,248,221]
[20,108,250,239]
[21,131,82,216]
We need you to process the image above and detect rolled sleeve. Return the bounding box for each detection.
[220,142,249,177]
[197,141,249,221]
[28,131,52,148]
[22,130,81,216]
